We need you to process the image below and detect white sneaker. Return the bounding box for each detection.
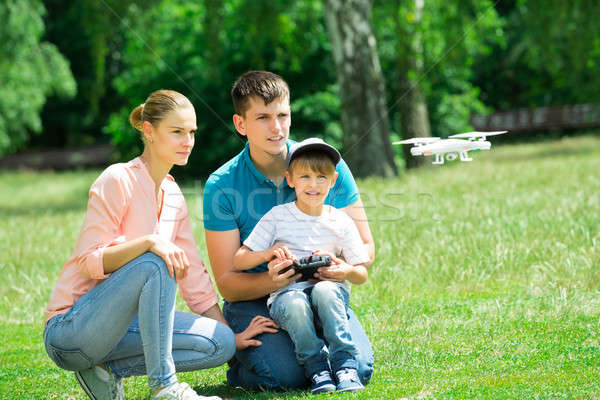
[153,382,221,400]
[75,365,124,400]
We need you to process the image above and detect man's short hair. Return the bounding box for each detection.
[231,71,290,116]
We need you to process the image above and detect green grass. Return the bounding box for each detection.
[1,135,599,399]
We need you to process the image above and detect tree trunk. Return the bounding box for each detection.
[396,0,432,169]
[323,0,397,178]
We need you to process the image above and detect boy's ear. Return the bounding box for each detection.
[329,171,339,188]
[285,171,294,188]
[232,114,246,136]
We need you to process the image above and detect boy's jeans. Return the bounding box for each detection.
[269,281,358,378]
[222,280,373,390]
[43,252,235,391]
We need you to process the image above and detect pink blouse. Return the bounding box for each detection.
[45,157,218,323]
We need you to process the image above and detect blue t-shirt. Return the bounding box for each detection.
[203,140,360,272]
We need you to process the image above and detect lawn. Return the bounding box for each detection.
[1,134,599,399]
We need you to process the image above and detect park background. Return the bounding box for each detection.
[1,0,600,399]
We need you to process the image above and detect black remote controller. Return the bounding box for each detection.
[280,255,332,280]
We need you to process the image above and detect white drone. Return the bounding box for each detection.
[393,131,508,165]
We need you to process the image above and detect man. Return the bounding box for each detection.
[203,70,375,390]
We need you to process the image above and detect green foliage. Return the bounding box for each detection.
[374,0,503,137]
[0,0,76,155]
[474,0,600,109]
[105,0,338,178]
[1,135,600,398]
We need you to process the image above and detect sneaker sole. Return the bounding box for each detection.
[75,371,100,400]
[311,384,336,394]
[337,386,364,393]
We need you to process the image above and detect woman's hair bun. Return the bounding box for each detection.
[129,103,145,132]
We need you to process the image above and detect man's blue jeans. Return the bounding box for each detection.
[43,253,235,391]
[269,281,359,378]
[223,285,373,390]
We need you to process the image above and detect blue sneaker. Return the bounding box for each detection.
[310,370,336,394]
[74,365,124,400]
[335,368,364,393]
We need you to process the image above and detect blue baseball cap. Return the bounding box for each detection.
[286,138,341,169]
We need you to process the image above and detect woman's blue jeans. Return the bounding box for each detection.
[269,281,358,378]
[223,284,373,390]
[43,252,235,391]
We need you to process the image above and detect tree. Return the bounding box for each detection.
[0,0,75,155]
[374,0,502,153]
[106,0,342,178]
[395,0,432,169]
[323,0,397,178]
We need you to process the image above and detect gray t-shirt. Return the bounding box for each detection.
[243,202,370,306]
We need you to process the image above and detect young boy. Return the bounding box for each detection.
[233,138,370,394]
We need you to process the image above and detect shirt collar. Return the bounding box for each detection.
[130,156,174,189]
[241,140,295,187]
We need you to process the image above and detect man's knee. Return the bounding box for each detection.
[357,357,374,385]
[228,348,307,390]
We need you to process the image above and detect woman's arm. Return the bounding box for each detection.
[102,235,154,273]
[103,234,190,279]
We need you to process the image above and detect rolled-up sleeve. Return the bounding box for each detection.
[176,200,219,315]
[75,168,130,279]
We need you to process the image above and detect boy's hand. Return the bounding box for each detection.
[312,249,350,282]
[264,243,296,263]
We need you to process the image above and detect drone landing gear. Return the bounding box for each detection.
[432,153,444,164]
[459,151,472,162]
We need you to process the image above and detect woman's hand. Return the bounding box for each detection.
[148,234,190,280]
[235,316,280,349]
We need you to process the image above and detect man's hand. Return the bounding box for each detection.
[234,316,280,349]
[267,257,301,288]
[148,234,190,280]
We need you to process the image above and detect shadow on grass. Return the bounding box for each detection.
[193,382,308,400]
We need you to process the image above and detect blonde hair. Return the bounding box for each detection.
[288,151,336,177]
[129,90,192,137]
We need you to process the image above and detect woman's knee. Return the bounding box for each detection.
[212,321,236,365]
[131,252,172,282]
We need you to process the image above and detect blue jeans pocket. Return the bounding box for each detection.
[46,343,93,371]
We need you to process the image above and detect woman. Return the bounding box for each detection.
[44,90,278,400]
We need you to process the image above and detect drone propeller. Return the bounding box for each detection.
[392,137,441,146]
[449,131,508,141]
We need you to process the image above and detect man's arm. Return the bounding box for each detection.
[341,198,375,268]
[205,229,284,301]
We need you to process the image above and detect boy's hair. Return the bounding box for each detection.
[288,150,337,177]
[231,71,290,116]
